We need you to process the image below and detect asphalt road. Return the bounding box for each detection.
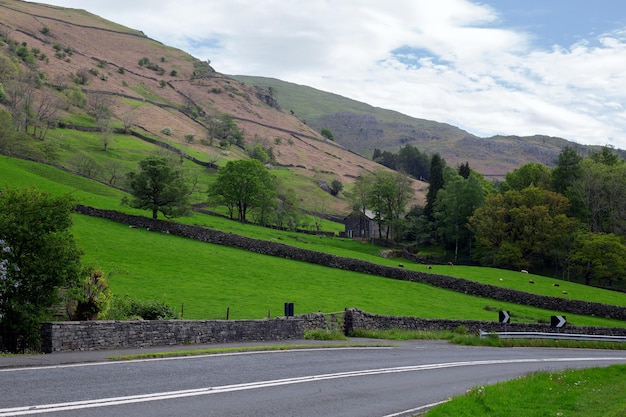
[2,340,626,417]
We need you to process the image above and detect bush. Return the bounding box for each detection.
[161,126,172,136]
[105,296,178,320]
[74,68,90,85]
[320,128,334,140]
[68,268,112,320]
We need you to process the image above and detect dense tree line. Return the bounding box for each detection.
[373,144,430,180]
[439,146,626,286]
[369,142,626,287]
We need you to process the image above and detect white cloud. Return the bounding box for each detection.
[31,0,626,148]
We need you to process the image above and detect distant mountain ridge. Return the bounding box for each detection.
[231,75,613,177]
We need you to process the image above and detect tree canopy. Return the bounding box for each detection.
[0,188,83,352]
[209,159,277,222]
[468,186,578,270]
[502,162,552,191]
[352,169,414,241]
[124,157,191,220]
[433,172,485,261]
[570,232,626,286]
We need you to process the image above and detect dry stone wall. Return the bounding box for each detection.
[42,309,626,353]
[75,205,626,321]
[344,309,626,336]
[41,314,329,353]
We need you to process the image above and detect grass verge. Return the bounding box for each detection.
[423,365,626,417]
[107,341,393,361]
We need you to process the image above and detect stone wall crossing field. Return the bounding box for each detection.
[75,205,626,321]
[43,206,625,353]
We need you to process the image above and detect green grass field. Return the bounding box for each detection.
[73,214,626,327]
[3,153,626,326]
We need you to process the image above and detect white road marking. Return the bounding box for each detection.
[1,357,625,415]
[381,400,449,417]
[0,347,393,373]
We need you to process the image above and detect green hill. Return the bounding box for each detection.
[2,154,625,328]
[0,1,625,329]
[0,0,405,217]
[231,75,601,177]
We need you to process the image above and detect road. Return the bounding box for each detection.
[2,340,625,416]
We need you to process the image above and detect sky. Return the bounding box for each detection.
[32,0,626,149]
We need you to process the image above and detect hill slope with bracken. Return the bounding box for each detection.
[0,0,425,214]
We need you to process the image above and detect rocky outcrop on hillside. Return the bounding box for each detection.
[307,113,571,175]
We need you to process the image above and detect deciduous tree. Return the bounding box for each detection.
[124,157,191,220]
[502,162,552,191]
[362,169,413,241]
[468,186,577,269]
[209,159,276,222]
[0,188,82,352]
[572,157,626,235]
[433,173,485,261]
[570,232,626,286]
[329,179,343,197]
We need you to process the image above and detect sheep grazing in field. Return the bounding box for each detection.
[528,279,535,284]
[499,278,504,282]
[448,262,454,266]
[520,269,529,273]
[426,265,432,270]
[562,290,568,295]
[553,283,560,287]
[398,264,404,268]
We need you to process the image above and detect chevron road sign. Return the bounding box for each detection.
[551,315,567,328]
[499,310,510,324]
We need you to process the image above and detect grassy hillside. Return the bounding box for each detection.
[0,0,416,216]
[0,1,625,328]
[74,214,625,328]
[231,75,591,176]
[2,153,625,328]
